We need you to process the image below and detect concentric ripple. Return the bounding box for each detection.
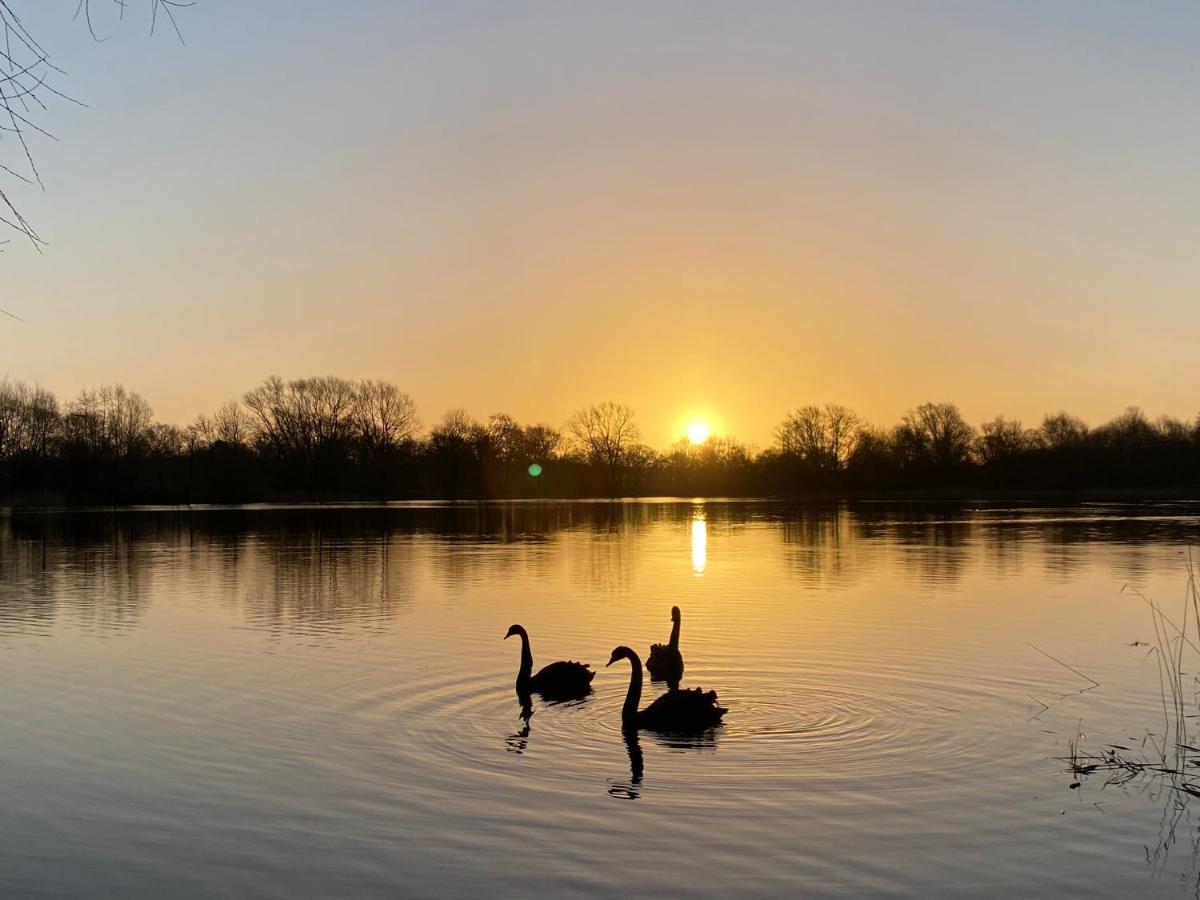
[356,645,1027,812]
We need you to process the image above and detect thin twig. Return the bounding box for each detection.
[1028,642,1100,688]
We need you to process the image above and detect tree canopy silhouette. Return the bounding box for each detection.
[2,375,1200,504]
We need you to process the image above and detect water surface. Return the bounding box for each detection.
[1,501,1198,897]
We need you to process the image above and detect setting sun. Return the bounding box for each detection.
[686,421,712,445]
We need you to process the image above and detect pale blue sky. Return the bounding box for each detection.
[4,1,1199,445]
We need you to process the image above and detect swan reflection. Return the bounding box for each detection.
[606,722,720,799]
[608,729,644,800]
[505,696,533,755]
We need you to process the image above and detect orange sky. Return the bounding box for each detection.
[3,3,1199,447]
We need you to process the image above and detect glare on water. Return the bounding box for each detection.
[1,501,1199,898]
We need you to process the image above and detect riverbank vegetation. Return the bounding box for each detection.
[2,376,1200,503]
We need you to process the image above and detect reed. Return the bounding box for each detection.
[1062,553,1200,794]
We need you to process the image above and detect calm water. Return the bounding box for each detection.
[2,501,1200,897]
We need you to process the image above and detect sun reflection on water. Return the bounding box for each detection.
[691,507,707,575]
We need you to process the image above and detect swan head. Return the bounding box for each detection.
[670,606,681,622]
[504,624,526,640]
[606,645,637,667]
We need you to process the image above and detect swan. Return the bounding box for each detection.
[606,645,725,732]
[505,624,594,701]
[646,605,684,684]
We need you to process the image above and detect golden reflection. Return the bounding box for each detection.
[691,508,707,575]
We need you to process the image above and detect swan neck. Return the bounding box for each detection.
[516,631,533,685]
[622,655,642,725]
[668,616,680,649]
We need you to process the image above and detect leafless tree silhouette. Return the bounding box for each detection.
[977,415,1031,466]
[894,401,975,471]
[568,401,642,495]
[0,1,193,250]
[776,403,861,473]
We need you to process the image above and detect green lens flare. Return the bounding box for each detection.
[527,463,543,477]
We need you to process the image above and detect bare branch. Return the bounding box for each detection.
[0,1,193,251]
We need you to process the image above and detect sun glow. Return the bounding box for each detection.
[685,420,712,445]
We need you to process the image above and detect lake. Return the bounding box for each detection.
[2,500,1199,897]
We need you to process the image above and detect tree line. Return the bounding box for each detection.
[1,376,1199,503]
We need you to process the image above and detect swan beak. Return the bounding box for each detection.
[605,653,618,667]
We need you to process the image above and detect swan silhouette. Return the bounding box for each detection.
[607,645,725,732]
[646,605,684,684]
[505,624,595,701]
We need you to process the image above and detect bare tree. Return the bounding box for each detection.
[895,402,974,470]
[185,413,212,451]
[429,408,481,450]
[568,402,639,469]
[0,1,194,250]
[211,400,253,446]
[568,401,639,492]
[147,421,185,456]
[668,434,752,469]
[521,423,562,462]
[776,403,861,472]
[242,376,288,452]
[1156,415,1189,441]
[1039,411,1088,450]
[104,384,154,457]
[427,408,486,492]
[822,404,861,469]
[776,405,823,461]
[1094,405,1155,448]
[16,382,57,458]
[243,375,361,482]
[977,416,1030,466]
[0,378,57,459]
[354,380,418,457]
[59,383,152,459]
[486,413,523,464]
[0,379,20,458]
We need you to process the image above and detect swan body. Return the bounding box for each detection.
[505,625,594,701]
[607,645,725,732]
[646,605,684,684]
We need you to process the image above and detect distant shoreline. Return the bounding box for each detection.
[6,486,1200,514]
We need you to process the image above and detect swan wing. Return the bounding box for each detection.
[640,685,725,730]
[530,660,595,698]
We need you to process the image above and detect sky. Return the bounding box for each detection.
[3,1,1199,447]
